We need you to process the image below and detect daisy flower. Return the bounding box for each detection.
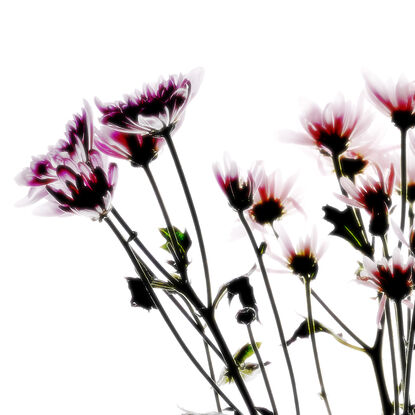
[214,157,254,212]
[285,95,372,157]
[364,73,415,131]
[249,165,303,226]
[359,249,414,326]
[96,68,203,139]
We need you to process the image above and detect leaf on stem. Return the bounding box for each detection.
[322,205,373,256]
[160,226,192,272]
[125,277,157,310]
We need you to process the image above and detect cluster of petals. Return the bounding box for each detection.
[338,164,394,214]
[364,73,415,130]
[249,164,303,226]
[213,156,254,212]
[286,95,372,157]
[95,69,203,165]
[17,105,118,220]
[359,249,414,326]
[277,227,326,280]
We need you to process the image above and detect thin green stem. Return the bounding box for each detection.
[399,128,408,249]
[247,324,278,415]
[385,300,400,415]
[304,279,332,415]
[238,211,300,415]
[104,216,239,413]
[164,131,212,306]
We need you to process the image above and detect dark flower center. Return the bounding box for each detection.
[391,110,415,131]
[363,189,391,213]
[407,183,415,203]
[250,199,284,225]
[317,132,349,156]
[289,253,318,279]
[340,156,368,179]
[377,265,412,302]
[225,178,253,211]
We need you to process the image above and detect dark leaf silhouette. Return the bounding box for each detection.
[323,205,373,256]
[125,277,156,310]
[160,226,192,272]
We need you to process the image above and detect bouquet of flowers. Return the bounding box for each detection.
[17,69,415,415]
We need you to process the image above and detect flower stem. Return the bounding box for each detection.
[238,211,300,415]
[104,216,239,413]
[143,164,188,279]
[404,300,415,414]
[395,301,407,392]
[304,279,332,415]
[385,300,400,415]
[310,289,369,349]
[164,131,212,306]
[247,324,278,415]
[399,128,408,249]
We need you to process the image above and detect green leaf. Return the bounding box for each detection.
[258,242,267,255]
[322,205,373,256]
[159,226,192,271]
[233,342,261,366]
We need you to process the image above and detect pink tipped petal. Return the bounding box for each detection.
[376,294,387,329]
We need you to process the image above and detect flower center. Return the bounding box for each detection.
[250,199,284,224]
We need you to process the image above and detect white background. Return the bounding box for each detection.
[2,1,415,414]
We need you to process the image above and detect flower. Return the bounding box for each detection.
[96,68,203,139]
[359,249,414,326]
[96,130,164,168]
[284,95,372,157]
[249,166,303,225]
[364,73,415,130]
[338,164,395,235]
[214,157,254,211]
[279,227,325,280]
[17,105,118,220]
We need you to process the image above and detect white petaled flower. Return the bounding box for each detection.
[96,68,203,138]
[359,249,414,326]
[364,73,415,130]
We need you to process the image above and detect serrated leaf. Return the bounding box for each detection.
[159,226,192,271]
[323,205,373,256]
[233,342,261,366]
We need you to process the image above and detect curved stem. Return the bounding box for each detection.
[247,324,278,415]
[164,131,212,306]
[304,279,332,415]
[238,211,300,415]
[385,300,400,415]
[104,216,239,413]
[310,289,369,350]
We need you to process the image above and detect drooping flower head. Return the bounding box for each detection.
[96,68,203,144]
[365,73,415,131]
[359,249,414,326]
[249,165,303,225]
[214,157,254,212]
[338,164,395,235]
[17,104,118,220]
[287,95,372,157]
[279,227,325,280]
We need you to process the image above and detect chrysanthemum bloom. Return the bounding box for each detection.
[16,105,94,204]
[365,73,415,131]
[285,95,372,157]
[249,167,303,226]
[279,228,325,281]
[214,157,254,211]
[338,164,395,235]
[359,249,414,326]
[17,105,118,220]
[96,68,203,143]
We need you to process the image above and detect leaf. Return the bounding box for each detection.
[258,242,267,255]
[125,277,157,310]
[322,205,373,256]
[233,342,261,366]
[286,318,330,346]
[159,226,192,271]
